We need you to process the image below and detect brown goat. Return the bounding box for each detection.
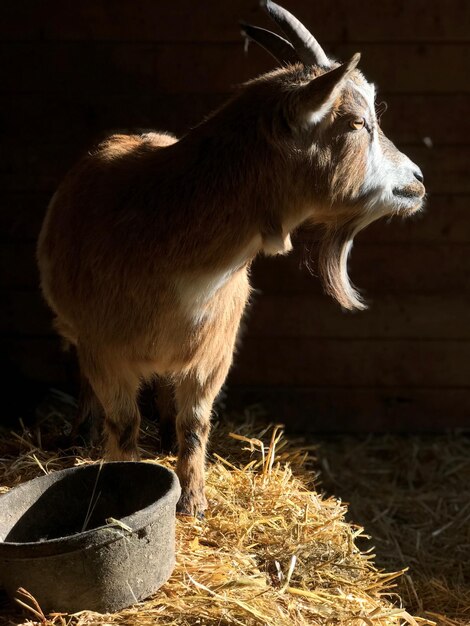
[37,1,425,515]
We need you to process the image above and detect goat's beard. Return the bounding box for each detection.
[317,211,384,311]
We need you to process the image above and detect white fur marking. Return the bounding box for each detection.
[263,233,293,256]
[353,82,376,116]
[352,81,421,212]
[349,81,397,210]
[177,238,260,324]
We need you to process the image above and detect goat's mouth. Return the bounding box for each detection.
[392,186,425,214]
[392,187,423,199]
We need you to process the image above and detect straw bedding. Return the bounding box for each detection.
[316,432,470,626]
[0,398,466,626]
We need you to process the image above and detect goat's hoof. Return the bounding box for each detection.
[176,490,207,518]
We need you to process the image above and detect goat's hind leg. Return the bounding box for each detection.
[72,374,104,446]
[78,349,141,461]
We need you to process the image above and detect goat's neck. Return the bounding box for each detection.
[174,128,310,261]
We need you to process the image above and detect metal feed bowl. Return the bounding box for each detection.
[0,462,180,614]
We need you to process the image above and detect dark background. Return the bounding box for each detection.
[1,1,469,431]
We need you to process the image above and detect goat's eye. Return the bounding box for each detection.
[349,118,366,130]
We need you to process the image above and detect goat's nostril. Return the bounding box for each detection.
[414,168,424,184]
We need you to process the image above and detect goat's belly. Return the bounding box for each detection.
[43,260,251,378]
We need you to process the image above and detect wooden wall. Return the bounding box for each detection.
[1,1,469,430]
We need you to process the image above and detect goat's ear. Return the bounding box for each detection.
[294,53,361,126]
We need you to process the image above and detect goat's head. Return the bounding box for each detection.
[241,0,425,310]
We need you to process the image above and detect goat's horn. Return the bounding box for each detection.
[240,22,299,65]
[263,0,331,67]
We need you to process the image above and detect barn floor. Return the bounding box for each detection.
[0,396,468,626]
[315,432,470,626]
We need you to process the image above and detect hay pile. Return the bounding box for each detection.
[0,408,435,626]
[317,433,470,626]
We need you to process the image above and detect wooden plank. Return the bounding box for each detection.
[245,294,470,340]
[377,94,470,146]
[225,386,470,432]
[0,0,258,43]
[0,42,467,95]
[3,335,470,431]
[230,338,470,387]
[4,339,470,431]
[297,195,470,245]
[344,195,470,244]
[0,93,226,144]
[2,239,470,292]
[3,334,470,430]
[332,43,470,95]
[3,291,469,341]
[2,0,469,43]
[1,93,468,146]
[250,242,470,295]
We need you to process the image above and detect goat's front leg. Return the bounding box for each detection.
[174,361,229,516]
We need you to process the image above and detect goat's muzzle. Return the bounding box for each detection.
[392,166,425,215]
